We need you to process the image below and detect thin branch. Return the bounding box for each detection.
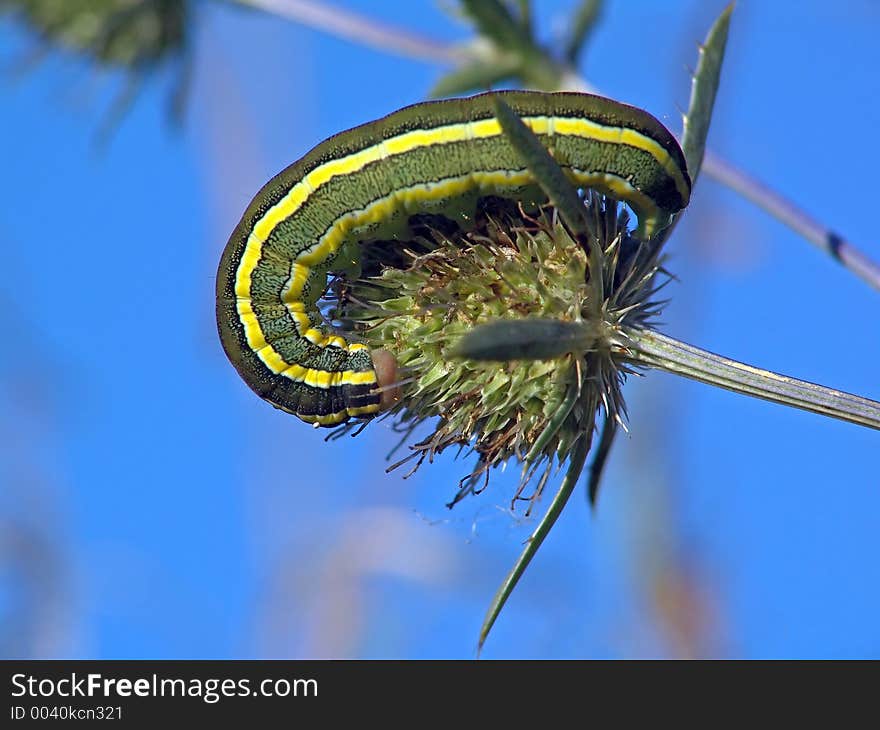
[701,151,880,292]
[625,328,880,431]
[235,0,467,64]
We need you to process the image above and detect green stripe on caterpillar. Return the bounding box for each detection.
[215,90,691,426]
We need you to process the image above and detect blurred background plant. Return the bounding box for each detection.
[1,0,191,137]
[1,0,877,658]
[2,0,188,67]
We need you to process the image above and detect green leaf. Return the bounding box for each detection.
[478,432,592,654]
[430,55,522,98]
[681,2,733,182]
[514,0,532,36]
[451,318,597,362]
[455,0,564,91]
[522,381,579,466]
[587,414,617,507]
[459,0,531,51]
[492,96,591,236]
[564,0,603,65]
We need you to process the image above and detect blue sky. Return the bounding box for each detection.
[1,0,878,659]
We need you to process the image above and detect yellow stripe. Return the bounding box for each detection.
[302,411,349,426]
[235,113,682,382]
[282,262,312,303]
[552,117,690,203]
[346,404,381,417]
[276,360,375,390]
[568,168,661,236]
[301,402,380,426]
[342,370,378,386]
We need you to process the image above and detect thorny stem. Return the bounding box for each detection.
[701,152,880,292]
[240,0,880,292]
[624,328,880,431]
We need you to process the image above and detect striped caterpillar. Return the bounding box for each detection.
[216,91,691,426]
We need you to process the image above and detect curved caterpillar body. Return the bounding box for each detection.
[216,91,691,427]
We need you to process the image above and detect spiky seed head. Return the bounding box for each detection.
[335,194,668,510]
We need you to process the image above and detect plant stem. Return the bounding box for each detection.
[701,152,880,292]
[625,328,880,431]
[478,431,592,654]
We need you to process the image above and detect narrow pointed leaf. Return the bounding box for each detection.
[430,55,522,98]
[452,318,597,362]
[515,0,532,36]
[478,433,592,653]
[523,383,579,466]
[681,2,733,182]
[492,96,591,236]
[587,414,617,507]
[564,0,603,64]
[459,0,530,50]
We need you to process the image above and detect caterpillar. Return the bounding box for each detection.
[216,90,691,427]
